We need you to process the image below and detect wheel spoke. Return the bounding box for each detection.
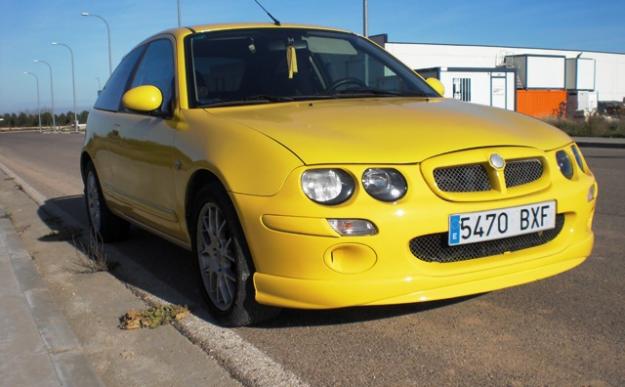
[223,272,236,282]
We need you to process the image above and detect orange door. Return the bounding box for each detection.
[516,89,567,118]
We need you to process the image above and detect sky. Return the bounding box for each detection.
[1,0,624,113]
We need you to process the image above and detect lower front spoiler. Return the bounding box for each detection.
[253,234,593,309]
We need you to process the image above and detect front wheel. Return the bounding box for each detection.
[192,185,279,326]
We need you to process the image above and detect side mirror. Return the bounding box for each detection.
[122,85,163,113]
[426,77,445,97]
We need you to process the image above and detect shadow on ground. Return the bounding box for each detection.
[36,195,479,328]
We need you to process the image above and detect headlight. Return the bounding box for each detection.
[571,145,585,173]
[556,150,574,179]
[362,168,407,201]
[301,169,354,204]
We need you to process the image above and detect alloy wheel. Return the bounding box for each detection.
[196,202,238,311]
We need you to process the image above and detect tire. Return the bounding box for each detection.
[84,164,130,242]
[191,185,280,326]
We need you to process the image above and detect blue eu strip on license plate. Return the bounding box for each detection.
[448,215,461,245]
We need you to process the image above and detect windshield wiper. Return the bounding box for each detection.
[200,95,294,108]
[330,88,426,98]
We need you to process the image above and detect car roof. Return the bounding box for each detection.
[154,22,352,41]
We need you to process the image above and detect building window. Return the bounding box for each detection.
[452,78,471,102]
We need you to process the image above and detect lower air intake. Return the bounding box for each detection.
[409,214,565,263]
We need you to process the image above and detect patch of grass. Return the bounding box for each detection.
[119,304,189,330]
[545,115,625,138]
[72,232,119,273]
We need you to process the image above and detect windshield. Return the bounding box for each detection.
[185,28,438,107]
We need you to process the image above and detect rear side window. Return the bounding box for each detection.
[94,46,145,111]
[129,39,175,114]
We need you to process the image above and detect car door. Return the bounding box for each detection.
[90,45,146,213]
[114,37,182,237]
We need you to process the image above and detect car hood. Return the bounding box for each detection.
[205,97,571,164]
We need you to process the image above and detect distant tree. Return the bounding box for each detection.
[57,113,67,126]
[65,111,74,125]
[17,112,28,126]
[41,112,52,126]
[78,110,89,123]
[0,113,10,127]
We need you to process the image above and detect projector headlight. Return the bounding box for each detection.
[556,150,574,179]
[362,168,407,202]
[301,169,354,205]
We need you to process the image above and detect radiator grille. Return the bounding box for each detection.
[433,158,544,193]
[433,164,491,192]
[504,159,544,188]
[409,214,564,263]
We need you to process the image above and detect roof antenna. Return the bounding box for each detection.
[253,0,281,26]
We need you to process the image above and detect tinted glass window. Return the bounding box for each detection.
[94,46,145,111]
[130,39,175,114]
[186,29,437,107]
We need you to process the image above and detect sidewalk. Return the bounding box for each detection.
[0,208,103,387]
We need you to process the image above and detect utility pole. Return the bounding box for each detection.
[52,42,78,131]
[24,72,42,132]
[33,59,56,130]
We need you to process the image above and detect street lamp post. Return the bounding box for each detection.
[52,42,78,132]
[33,59,56,130]
[363,0,369,37]
[24,72,42,132]
[177,0,182,27]
[81,12,113,75]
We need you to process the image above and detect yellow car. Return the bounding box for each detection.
[82,23,597,326]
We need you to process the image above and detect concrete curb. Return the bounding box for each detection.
[0,160,307,386]
[0,208,104,387]
[573,136,625,148]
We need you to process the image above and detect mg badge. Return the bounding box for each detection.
[489,153,505,170]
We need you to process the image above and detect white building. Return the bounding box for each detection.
[417,67,516,111]
[378,37,625,103]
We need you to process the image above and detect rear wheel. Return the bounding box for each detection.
[84,164,129,242]
[192,185,279,326]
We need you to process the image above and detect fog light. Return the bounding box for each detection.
[587,184,596,202]
[328,219,377,236]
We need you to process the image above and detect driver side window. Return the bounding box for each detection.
[129,39,175,115]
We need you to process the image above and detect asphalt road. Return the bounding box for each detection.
[1,131,624,386]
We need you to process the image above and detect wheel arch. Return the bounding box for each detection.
[185,168,232,239]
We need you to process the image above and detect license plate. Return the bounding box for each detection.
[448,201,556,246]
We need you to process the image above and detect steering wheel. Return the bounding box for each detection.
[329,77,368,91]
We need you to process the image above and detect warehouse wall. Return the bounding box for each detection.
[386,42,625,102]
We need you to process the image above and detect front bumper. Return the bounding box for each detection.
[232,146,597,309]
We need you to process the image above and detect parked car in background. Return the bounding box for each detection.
[82,23,597,326]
